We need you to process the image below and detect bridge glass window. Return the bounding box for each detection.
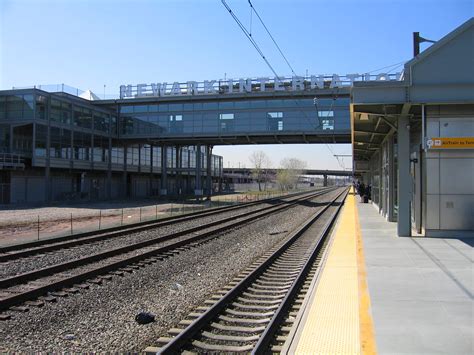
[203,102,218,110]
[193,102,203,110]
[219,101,234,110]
[267,112,283,131]
[158,104,169,112]
[318,110,334,117]
[120,106,133,114]
[148,105,158,112]
[268,112,283,119]
[183,103,194,111]
[321,119,334,130]
[133,105,148,113]
[219,113,234,132]
[234,101,250,109]
[219,113,234,120]
[250,100,266,108]
[169,103,183,112]
[169,114,183,133]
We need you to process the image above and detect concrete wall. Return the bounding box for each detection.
[11,171,45,203]
[425,105,474,235]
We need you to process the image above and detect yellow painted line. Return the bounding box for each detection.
[293,189,377,355]
[355,192,377,355]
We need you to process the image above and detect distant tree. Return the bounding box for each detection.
[249,151,272,191]
[277,158,307,190]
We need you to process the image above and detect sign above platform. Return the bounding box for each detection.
[119,73,402,99]
[427,137,474,149]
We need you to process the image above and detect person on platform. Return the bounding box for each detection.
[358,182,366,202]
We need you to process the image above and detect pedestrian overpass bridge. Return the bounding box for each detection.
[97,84,353,145]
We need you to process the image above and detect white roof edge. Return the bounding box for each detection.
[404,17,474,69]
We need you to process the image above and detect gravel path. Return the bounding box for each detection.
[0,189,342,352]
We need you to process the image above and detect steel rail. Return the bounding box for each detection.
[0,189,332,263]
[0,189,318,256]
[0,188,337,312]
[157,187,347,354]
[251,189,348,354]
[0,188,333,288]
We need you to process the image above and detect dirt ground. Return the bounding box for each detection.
[0,192,274,246]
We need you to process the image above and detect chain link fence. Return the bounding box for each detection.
[0,190,294,246]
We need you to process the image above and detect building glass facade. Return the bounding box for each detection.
[117,97,350,137]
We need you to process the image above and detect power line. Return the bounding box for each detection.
[365,60,407,74]
[247,0,296,76]
[221,0,344,170]
[221,0,280,79]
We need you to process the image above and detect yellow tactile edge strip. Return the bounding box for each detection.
[355,194,377,355]
[281,189,377,355]
[279,203,340,354]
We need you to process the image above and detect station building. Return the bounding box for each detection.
[0,89,224,204]
[352,18,474,237]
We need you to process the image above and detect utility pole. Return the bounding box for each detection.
[413,32,436,57]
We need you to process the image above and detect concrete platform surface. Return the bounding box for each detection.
[359,203,473,355]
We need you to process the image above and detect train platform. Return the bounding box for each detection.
[282,190,473,354]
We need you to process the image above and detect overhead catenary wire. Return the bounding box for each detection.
[221,0,281,80]
[245,0,345,170]
[364,60,407,74]
[247,0,297,76]
[221,0,345,170]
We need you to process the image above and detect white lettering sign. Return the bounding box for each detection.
[119,72,402,99]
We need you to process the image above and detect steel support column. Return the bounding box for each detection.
[206,145,213,199]
[122,143,128,197]
[160,145,167,196]
[175,145,181,195]
[195,145,202,197]
[397,115,411,237]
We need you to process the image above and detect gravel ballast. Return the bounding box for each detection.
[0,200,282,279]
[0,189,342,352]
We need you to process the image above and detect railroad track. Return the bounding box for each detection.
[0,187,338,317]
[145,188,348,354]
[0,189,322,263]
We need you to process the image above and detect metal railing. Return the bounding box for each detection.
[0,153,25,170]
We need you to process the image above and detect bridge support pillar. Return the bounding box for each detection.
[323,174,328,187]
[206,145,213,200]
[175,145,182,196]
[160,145,167,196]
[195,144,203,198]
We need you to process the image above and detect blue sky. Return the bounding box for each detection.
[1,0,472,169]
